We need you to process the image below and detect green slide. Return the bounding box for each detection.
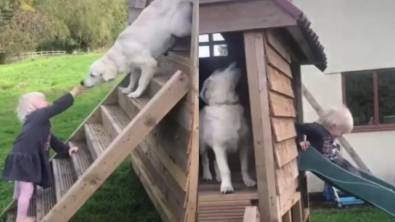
[298,148,395,217]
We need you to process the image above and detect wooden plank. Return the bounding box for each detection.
[128,0,148,8]
[185,1,199,221]
[271,118,296,142]
[139,141,186,206]
[279,179,299,208]
[200,1,296,34]
[292,63,310,222]
[199,190,258,202]
[280,192,301,216]
[52,159,75,202]
[274,139,298,168]
[134,146,185,221]
[244,31,280,222]
[291,200,303,222]
[131,150,175,222]
[266,31,291,63]
[282,211,292,222]
[301,83,371,173]
[276,159,299,195]
[267,66,295,98]
[36,186,56,221]
[266,46,292,78]
[243,206,260,222]
[269,92,296,117]
[41,71,189,222]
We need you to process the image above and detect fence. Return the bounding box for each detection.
[10,50,67,62]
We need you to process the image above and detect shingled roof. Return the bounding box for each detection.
[275,0,327,71]
[200,0,328,71]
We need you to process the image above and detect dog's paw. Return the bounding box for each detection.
[202,171,213,181]
[128,91,143,99]
[243,177,257,187]
[220,182,234,194]
[120,87,131,94]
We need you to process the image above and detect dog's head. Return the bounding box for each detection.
[200,62,241,105]
[80,57,117,88]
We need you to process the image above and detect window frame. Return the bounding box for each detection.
[342,68,395,133]
[199,33,227,58]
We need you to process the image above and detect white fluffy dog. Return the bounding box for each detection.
[199,62,256,193]
[80,0,192,98]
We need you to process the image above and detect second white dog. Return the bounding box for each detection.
[80,0,192,98]
[199,62,256,194]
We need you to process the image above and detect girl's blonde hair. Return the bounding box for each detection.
[317,105,354,134]
[16,92,46,123]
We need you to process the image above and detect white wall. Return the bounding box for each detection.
[293,0,395,192]
[293,0,395,74]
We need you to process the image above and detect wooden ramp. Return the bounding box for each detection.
[1,52,189,222]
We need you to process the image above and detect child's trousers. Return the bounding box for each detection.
[13,181,34,219]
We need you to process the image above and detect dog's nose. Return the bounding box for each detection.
[80,81,84,86]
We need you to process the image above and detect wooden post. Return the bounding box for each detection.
[301,84,371,173]
[292,64,310,222]
[244,31,280,222]
[185,1,199,222]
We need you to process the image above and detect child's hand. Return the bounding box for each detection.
[299,141,310,151]
[70,87,85,97]
[69,147,79,156]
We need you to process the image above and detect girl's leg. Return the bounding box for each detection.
[332,156,362,177]
[16,181,34,221]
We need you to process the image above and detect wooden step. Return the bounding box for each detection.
[40,71,189,222]
[69,141,93,178]
[52,158,76,202]
[101,105,130,141]
[36,186,56,221]
[84,123,111,160]
[6,211,15,222]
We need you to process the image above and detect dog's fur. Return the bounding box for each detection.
[80,0,192,98]
[199,62,256,193]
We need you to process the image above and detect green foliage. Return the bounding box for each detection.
[38,0,128,49]
[0,0,128,62]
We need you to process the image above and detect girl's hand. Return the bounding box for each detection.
[69,147,79,156]
[70,87,85,97]
[299,141,310,151]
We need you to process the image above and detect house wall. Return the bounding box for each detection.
[293,0,395,192]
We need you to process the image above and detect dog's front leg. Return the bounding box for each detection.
[128,59,157,99]
[120,69,140,94]
[213,146,233,193]
[201,149,212,181]
[240,146,256,187]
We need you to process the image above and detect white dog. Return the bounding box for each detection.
[80,0,193,98]
[199,62,256,193]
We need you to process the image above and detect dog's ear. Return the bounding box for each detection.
[227,62,237,70]
[101,65,117,82]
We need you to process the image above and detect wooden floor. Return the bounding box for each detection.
[198,173,258,222]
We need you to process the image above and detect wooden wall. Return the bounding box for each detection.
[244,29,304,222]
[127,2,198,222]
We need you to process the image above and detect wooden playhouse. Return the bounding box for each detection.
[199,0,327,222]
[1,0,199,222]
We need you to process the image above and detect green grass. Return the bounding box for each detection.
[0,55,161,222]
[0,55,394,222]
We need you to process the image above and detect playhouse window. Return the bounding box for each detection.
[199,33,228,58]
[342,69,395,132]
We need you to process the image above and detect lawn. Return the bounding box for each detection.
[0,54,161,222]
[0,55,394,222]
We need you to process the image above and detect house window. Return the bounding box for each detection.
[342,69,395,132]
[199,33,228,58]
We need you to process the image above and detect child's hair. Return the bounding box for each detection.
[317,105,354,134]
[16,92,46,123]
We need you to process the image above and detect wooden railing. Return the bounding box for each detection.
[10,50,66,62]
